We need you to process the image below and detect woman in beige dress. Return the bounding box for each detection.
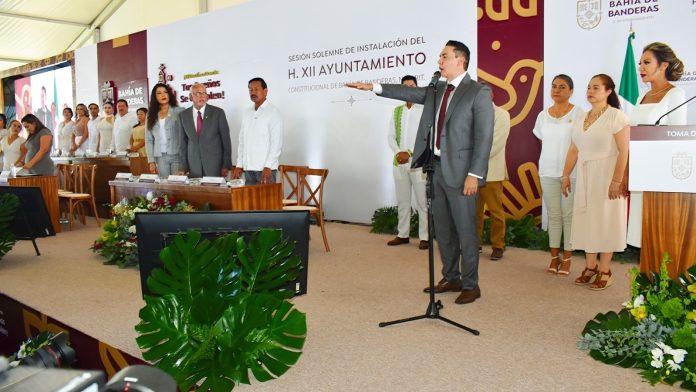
[71,103,90,155]
[561,74,630,290]
[129,107,148,156]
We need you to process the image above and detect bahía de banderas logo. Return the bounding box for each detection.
[673,152,693,180]
[577,0,601,30]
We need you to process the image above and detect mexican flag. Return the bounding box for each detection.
[618,31,639,106]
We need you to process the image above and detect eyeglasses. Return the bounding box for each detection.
[191,92,207,97]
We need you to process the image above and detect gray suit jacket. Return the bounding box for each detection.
[177,104,232,178]
[145,106,184,162]
[380,74,494,189]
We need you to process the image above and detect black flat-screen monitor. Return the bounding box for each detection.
[134,210,309,298]
[0,186,55,238]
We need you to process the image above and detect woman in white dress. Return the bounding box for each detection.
[55,107,75,156]
[97,101,115,153]
[0,120,26,170]
[626,42,690,274]
[533,74,584,276]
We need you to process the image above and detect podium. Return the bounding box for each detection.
[630,125,696,278]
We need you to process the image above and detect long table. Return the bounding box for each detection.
[2,175,60,233]
[109,181,283,211]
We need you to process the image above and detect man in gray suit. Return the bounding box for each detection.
[177,83,232,178]
[348,40,494,304]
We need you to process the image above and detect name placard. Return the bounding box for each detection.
[167,175,188,184]
[200,176,226,186]
[139,174,159,183]
[114,172,133,181]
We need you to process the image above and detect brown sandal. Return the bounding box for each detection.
[589,270,613,290]
[557,258,571,276]
[547,255,560,274]
[574,265,599,285]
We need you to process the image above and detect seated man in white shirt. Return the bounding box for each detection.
[232,78,283,185]
[110,99,138,153]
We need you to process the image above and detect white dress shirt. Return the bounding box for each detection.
[236,101,283,171]
[388,103,423,166]
[87,116,102,152]
[111,112,138,152]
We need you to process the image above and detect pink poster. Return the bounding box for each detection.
[13,76,31,121]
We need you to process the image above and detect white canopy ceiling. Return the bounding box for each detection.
[0,0,125,73]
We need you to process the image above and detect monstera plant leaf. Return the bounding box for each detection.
[581,309,639,368]
[0,193,19,261]
[135,229,306,392]
[234,229,301,299]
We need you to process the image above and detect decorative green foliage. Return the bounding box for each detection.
[580,256,696,389]
[0,193,19,261]
[135,229,306,392]
[91,192,195,268]
[370,206,420,238]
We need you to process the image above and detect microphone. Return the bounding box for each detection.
[428,71,441,87]
[654,94,696,125]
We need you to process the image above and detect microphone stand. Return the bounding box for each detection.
[379,81,479,336]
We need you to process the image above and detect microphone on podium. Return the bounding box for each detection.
[428,71,442,87]
[654,94,696,125]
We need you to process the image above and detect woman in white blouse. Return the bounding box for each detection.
[533,74,585,276]
[96,102,114,153]
[626,42,688,272]
[0,120,26,170]
[55,107,75,156]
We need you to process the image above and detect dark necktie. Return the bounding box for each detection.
[196,110,203,136]
[436,84,455,149]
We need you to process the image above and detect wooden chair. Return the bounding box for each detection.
[58,164,100,230]
[283,167,329,251]
[278,164,308,207]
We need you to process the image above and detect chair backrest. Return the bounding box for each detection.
[56,163,75,191]
[71,164,97,196]
[297,167,328,211]
[279,164,308,201]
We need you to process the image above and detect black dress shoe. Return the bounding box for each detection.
[418,240,429,250]
[387,237,410,246]
[455,286,481,304]
[423,278,462,293]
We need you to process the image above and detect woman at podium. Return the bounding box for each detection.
[17,114,55,176]
[626,42,692,276]
[561,74,630,290]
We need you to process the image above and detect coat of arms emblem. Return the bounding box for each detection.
[577,0,601,30]
[672,152,693,180]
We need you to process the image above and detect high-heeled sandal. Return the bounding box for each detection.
[557,258,571,276]
[547,255,560,274]
[589,270,613,290]
[574,265,599,285]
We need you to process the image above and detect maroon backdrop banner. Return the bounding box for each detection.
[477,0,544,219]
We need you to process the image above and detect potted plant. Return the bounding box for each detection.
[135,229,306,391]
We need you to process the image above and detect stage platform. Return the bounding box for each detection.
[0,220,669,391]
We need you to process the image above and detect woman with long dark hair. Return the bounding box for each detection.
[144,83,183,177]
[17,114,54,175]
[561,74,629,291]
